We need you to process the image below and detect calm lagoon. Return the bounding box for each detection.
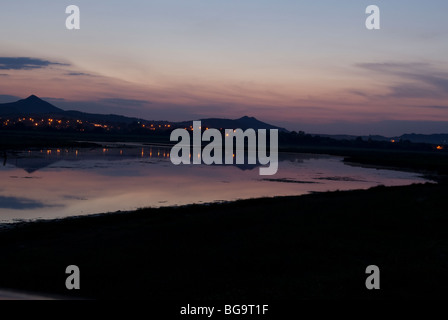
[0,144,431,223]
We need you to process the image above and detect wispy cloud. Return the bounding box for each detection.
[356,62,448,99]
[348,90,368,97]
[0,57,69,70]
[413,105,448,110]
[388,84,441,99]
[99,98,152,106]
[65,72,92,76]
[356,62,430,74]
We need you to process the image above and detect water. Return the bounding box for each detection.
[0,144,430,223]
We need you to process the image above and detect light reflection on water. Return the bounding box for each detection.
[0,145,430,223]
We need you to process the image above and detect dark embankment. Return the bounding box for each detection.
[0,182,447,299]
[279,146,448,179]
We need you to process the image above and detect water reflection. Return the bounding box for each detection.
[4,145,281,173]
[4,146,174,174]
[0,145,430,223]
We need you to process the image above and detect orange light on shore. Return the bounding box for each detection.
[436,145,444,150]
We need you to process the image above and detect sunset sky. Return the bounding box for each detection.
[1,0,447,135]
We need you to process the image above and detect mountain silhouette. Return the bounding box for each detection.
[0,95,287,131]
[178,115,288,132]
[0,95,64,115]
[0,95,162,124]
[237,116,288,132]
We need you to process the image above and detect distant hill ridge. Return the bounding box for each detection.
[177,116,288,132]
[1,95,445,141]
[0,95,287,131]
[316,133,448,145]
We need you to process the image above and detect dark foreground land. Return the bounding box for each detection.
[1,182,448,299]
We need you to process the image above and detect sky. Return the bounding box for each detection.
[1,0,447,135]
